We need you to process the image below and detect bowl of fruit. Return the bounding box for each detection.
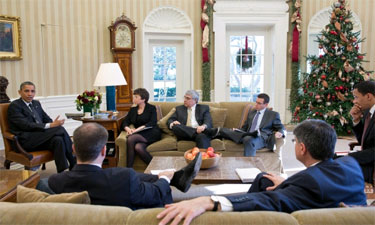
[184,147,222,169]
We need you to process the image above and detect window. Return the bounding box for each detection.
[230,36,264,101]
[153,46,177,102]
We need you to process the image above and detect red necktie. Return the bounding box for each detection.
[361,112,372,150]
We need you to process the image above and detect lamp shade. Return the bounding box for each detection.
[93,63,127,86]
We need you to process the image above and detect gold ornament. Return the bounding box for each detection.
[322,80,328,88]
[336,91,347,101]
[347,44,353,51]
[335,22,341,31]
[344,61,354,73]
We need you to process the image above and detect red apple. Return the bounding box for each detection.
[207,147,214,152]
[192,147,200,156]
[201,152,209,159]
[207,151,215,158]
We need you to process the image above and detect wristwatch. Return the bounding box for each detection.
[210,195,220,211]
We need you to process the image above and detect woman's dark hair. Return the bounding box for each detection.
[133,88,149,103]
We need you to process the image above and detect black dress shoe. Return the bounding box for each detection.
[171,152,202,192]
[204,128,220,138]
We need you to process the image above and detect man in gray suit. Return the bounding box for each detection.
[167,90,213,148]
[212,93,285,156]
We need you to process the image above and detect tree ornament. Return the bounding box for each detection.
[321,75,326,80]
[334,22,341,31]
[344,61,354,73]
[334,2,341,8]
[345,18,350,23]
[330,30,338,35]
[357,55,364,60]
[315,94,321,100]
[341,56,346,60]
[322,80,328,88]
[347,45,353,51]
[326,102,331,106]
[324,114,328,119]
[338,70,343,78]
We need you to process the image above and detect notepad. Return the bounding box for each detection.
[235,168,262,183]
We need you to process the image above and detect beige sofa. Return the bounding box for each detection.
[116,102,286,172]
[1,202,374,225]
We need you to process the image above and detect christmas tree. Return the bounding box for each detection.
[292,0,373,135]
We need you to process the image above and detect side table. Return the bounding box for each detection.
[0,170,40,202]
[73,111,127,168]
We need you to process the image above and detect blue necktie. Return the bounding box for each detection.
[249,111,260,132]
[29,103,42,124]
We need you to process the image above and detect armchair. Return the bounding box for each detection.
[0,103,53,170]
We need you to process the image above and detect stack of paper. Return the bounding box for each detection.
[235,168,261,183]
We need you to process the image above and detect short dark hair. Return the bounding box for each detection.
[353,81,375,96]
[133,88,149,103]
[293,119,336,161]
[73,123,108,162]
[257,93,270,104]
[20,81,35,90]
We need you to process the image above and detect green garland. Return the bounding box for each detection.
[289,0,301,121]
[201,1,213,102]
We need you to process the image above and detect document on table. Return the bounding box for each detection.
[235,168,262,183]
[150,168,176,175]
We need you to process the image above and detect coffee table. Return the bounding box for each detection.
[144,156,265,184]
[0,170,40,202]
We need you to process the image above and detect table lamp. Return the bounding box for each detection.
[93,63,127,111]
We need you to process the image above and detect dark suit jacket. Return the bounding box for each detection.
[8,98,52,139]
[167,104,212,129]
[120,103,161,144]
[240,109,285,149]
[227,156,367,212]
[48,164,172,210]
[349,110,375,182]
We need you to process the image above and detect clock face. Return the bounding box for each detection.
[115,25,131,48]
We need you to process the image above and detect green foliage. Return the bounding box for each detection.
[202,62,210,101]
[292,0,373,135]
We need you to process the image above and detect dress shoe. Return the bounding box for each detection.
[171,152,202,192]
[204,128,220,138]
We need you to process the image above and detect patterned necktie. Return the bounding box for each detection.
[29,103,42,124]
[186,108,192,127]
[249,111,260,132]
[361,112,372,150]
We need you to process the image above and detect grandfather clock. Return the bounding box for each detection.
[109,15,137,111]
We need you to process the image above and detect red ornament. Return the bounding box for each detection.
[358,55,364,59]
[315,95,321,100]
[352,37,357,42]
[321,75,326,80]
[309,92,313,96]
[339,86,344,90]
[355,45,359,50]
[319,55,323,58]
[347,130,351,134]
[304,89,307,93]
[340,16,343,20]
[332,95,336,100]
[315,112,319,115]
[335,86,339,91]
[330,30,338,35]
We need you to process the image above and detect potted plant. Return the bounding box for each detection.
[75,90,102,115]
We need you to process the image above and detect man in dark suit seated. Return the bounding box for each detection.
[48,123,202,209]
[167,90,213,148]
[157,119,367,225]
[211,93,285,156]
[349,80,375,184]
[7,81,76,172]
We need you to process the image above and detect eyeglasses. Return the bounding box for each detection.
[291,138,296,144]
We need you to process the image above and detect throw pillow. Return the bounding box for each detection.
[209,107,227,128]
[154,104,163,121]
[17,185,91,204]
[157,107,176,136]
[237,104,254,128]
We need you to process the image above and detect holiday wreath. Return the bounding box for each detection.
[236,48,256,70]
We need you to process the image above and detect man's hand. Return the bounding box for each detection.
[350,104,363,124]
[263,173,285,191]
[170,121,181,129]
[157,197,213,225]
[275,131,283,138]
[50,116,65,128]
[196,125,206,134]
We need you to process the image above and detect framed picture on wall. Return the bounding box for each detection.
[0,15,22,60]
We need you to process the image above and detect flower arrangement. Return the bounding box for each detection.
[75,90,102,112]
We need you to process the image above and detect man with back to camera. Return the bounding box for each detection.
[349,80,375,184]
[48,123,202,209]
[157,119,366,225]
[207,93,285,156]
[7,81,76,172]
[167,90,213,149]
